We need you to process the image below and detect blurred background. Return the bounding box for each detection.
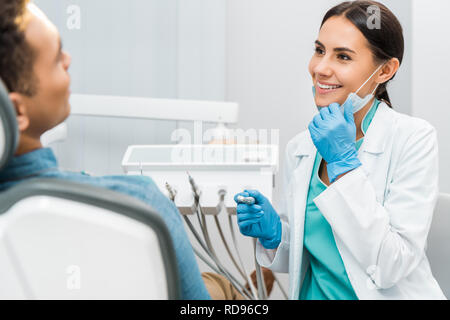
[34,0,450,299]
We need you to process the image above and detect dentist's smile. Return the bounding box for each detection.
[316,81,343,95]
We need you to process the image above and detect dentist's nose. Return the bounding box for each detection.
[313,58,333,79]
[62,50,72,71]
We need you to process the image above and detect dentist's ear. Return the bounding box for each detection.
[8,92,30,132]
[377,58,400,84]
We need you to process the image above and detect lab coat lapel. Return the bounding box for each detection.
[289,134,316,299]
[358,102,392,156]
[357,102,395,204]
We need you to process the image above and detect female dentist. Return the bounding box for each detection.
[234,0,446,300]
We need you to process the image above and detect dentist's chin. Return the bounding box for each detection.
[315,96,343,108]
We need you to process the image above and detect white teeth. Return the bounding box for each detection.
[317,82,341,90]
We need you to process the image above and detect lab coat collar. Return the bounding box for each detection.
[294,101,393,157]
[358,101,393,154]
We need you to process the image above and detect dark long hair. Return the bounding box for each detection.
[321,1,404,108]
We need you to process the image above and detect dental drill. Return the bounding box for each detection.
[236,195,267,300]
[188,172,217,260]
[236,194,288,299]
[166,181,254,300]
[235,195,267,300]
[215,189,246,279]
[236,195,256,205]
[186,174,255,299]
[216,189,259,299]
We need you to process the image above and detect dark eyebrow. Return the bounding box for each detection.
[315,40,325,48]
[334,47,356,54]
[315,40,356,55]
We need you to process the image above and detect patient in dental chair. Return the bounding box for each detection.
[0,0,210,300]
[0,0,277,300]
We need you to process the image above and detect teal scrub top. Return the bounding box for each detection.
[299,99,381,300]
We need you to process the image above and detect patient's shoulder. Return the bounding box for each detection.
[45,171,181,221]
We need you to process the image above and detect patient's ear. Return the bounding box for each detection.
[8,92,30,132]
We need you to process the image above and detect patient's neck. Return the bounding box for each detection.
[15,134,43,156]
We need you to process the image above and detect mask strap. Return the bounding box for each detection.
[355,64,384,95]
[370,82,380,96]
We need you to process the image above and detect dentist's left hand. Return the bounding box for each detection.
[308,100,362,183]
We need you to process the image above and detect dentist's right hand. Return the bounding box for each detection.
[234,189,281,249]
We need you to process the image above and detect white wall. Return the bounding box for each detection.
[35,0,226,175]
[411,0,450,194]
[411,0,450,296]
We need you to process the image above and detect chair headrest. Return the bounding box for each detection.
[0,78,18,171]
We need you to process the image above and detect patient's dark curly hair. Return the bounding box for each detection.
[0,0,37,96]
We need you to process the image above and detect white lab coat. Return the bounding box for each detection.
[256,101,446,300]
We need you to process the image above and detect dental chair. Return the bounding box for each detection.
[0,79,180,299]
[428,193,450,299]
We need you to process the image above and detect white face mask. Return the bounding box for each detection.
[313,63,384,114]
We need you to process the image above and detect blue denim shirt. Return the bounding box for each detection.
[0,147,211,300]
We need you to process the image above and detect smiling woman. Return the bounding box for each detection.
[310,0,404,110]
[238,0,445,300]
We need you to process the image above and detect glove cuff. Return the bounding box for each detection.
[259,219,282,249]
[327,149,362,183]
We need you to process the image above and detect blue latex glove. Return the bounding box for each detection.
[234,189,281,249]
[308,99,362,183]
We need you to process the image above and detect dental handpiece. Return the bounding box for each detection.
[165,182,177,202]
[236,195,256,205]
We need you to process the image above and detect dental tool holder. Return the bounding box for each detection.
[121,145,278,215]
[122,144,286,300]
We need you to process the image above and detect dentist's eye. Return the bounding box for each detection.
[315,47,325,55]
[338,53,351,61]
